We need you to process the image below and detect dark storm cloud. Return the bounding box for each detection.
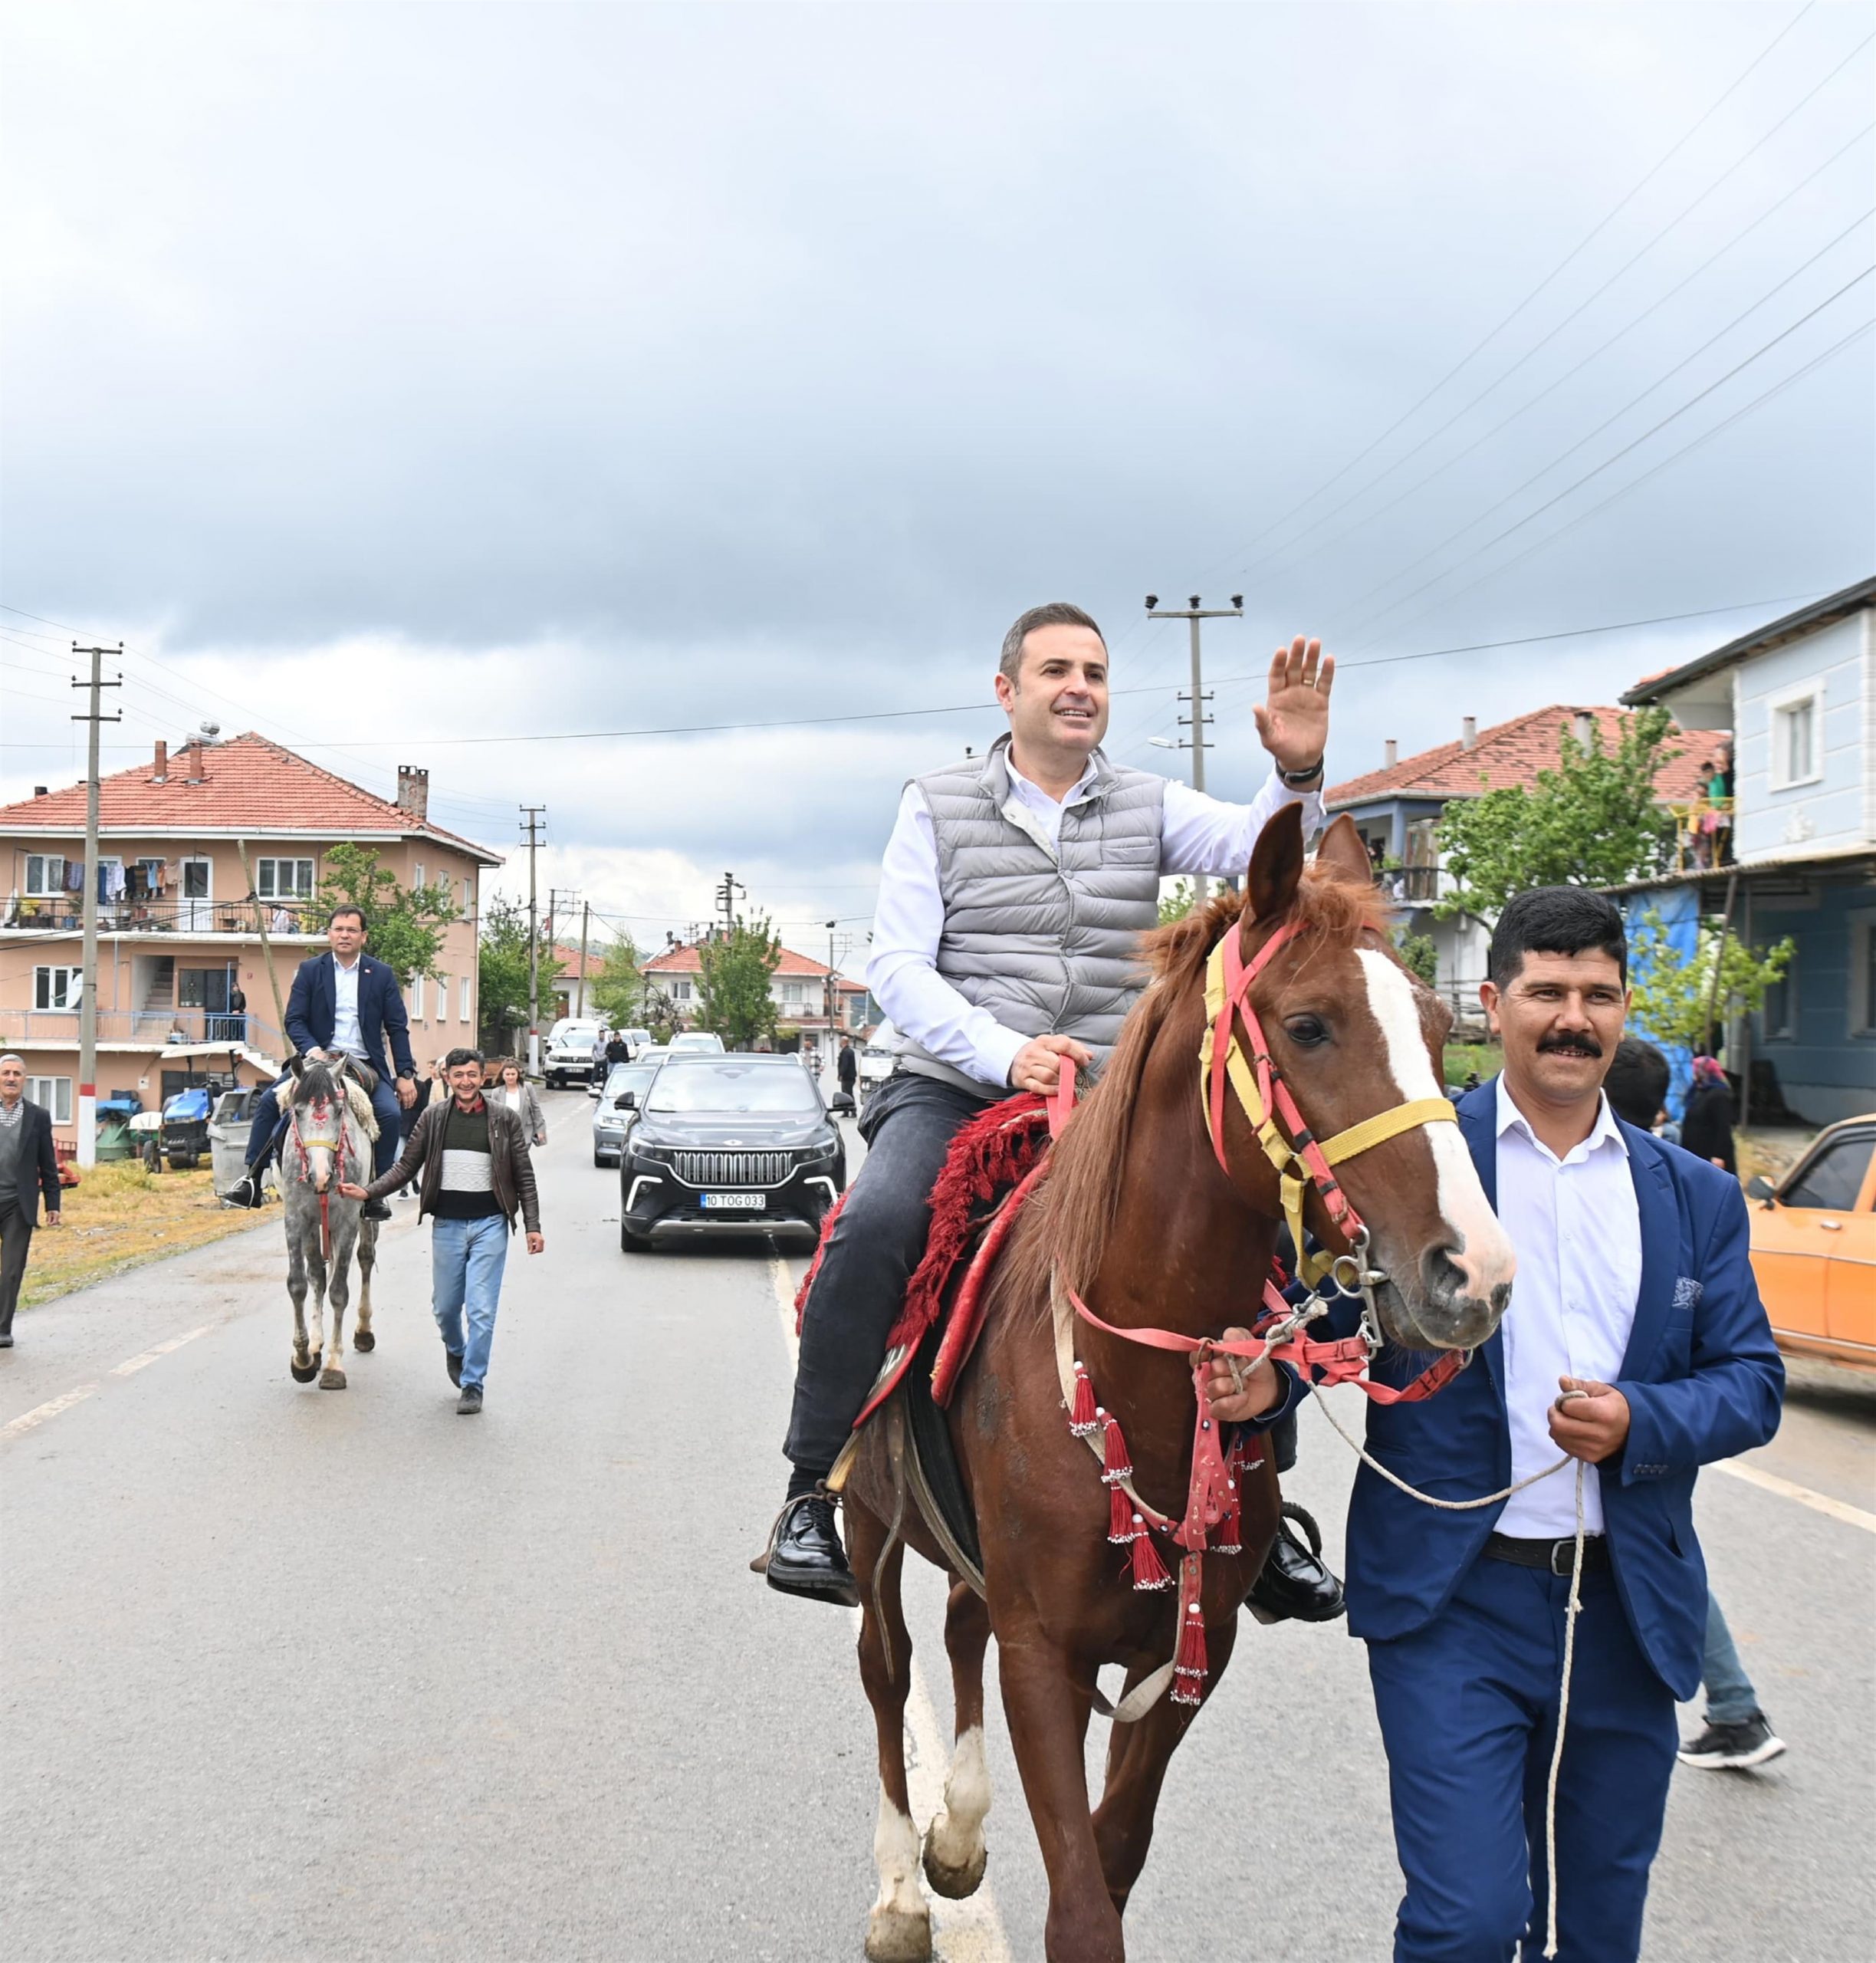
[2,0,1870,922]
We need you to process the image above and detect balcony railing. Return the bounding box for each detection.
[0,1008,285,1051]
[1667,797,1734,873]
[2,899,327,937]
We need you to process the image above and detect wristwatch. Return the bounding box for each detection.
[1278,756,1326,789]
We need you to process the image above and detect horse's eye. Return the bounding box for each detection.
[1284,1014,1329,1047]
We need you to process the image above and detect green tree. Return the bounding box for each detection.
[1158,879,1197,926]
[1628,910,1795,1052]
[1394,929,1438,987]
[1434,708,1679,919]
[697,918,783,1049]
[316,842,458,985]
[476,895,565,1049]
[589,932,645,1027]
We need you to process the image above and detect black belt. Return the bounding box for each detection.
[1484,1532,1610,1576]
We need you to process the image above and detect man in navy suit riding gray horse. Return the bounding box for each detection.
[224,904,418,1222]
[1207,885,1783,1962]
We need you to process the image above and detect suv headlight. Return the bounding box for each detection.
[799,1138,838,1160]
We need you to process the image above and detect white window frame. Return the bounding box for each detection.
[1766,679,1824,791]
[672,978,692,1002]
[25,853,68,896]
[435,973,449,1026]
[459,974,472,1023]
[413,860,425,891]
[256,857,316,900]
[459,876,471,916]
[28,1075,73,1124]
[1759,945,1797,1042]
[34,965,84,1009]
[781,980,804,1005]
[410,973,426,1021]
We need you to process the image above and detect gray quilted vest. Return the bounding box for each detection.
[898,735,1165,1093]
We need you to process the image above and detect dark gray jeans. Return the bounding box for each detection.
[785,1069,996,1478]
[0,1200,34,1335]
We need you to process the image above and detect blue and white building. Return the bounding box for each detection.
[1621,577,1876,1126]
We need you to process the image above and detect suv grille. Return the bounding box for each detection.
[672,1149,793,1189]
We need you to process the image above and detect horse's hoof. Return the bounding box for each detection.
[289,1356,319,1384]
[319,1366,347,1390]
[864,1906,931,1963]
[922,1827,987,1901]
[352,1330,376,1353]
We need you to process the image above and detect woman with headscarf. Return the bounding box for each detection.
[1679,1054,1736,1172]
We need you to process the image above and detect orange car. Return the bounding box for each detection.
[1747,1115,1876,1371]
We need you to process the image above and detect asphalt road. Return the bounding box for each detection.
[2,1089,1871,1962]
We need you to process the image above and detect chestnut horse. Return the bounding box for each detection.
[839,809,1517,1962]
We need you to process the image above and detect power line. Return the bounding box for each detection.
[1226,28,1874,599]
[1183,2,1831,590]
[1336,273,1874,643]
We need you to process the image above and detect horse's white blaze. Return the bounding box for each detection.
[307,1144,333,1192]
[871,1792,928,1925]
[926,1724,991,1872]
[1353,949,1515,1304]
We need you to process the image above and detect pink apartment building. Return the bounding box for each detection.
[0,732,502,1142]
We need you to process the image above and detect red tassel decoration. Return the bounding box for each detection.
[1109,1486,1137,1544]
[1099,1411,1132,1487]
[1069,1363,1099,1437]
[1171,1556,1208,1704]
[1214,1474,1243,1557]
[1129,1527,1171,1590]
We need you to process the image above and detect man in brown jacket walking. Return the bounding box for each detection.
[341,1046,543,1414]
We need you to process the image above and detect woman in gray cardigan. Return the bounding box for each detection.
[492,1059,547,1146]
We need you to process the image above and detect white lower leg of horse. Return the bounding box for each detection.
[925,1724,991,1877]
[870,1789,928,1933]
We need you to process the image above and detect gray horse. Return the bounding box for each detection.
[279,1057,380,1388]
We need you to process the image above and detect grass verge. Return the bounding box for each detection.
[20,1161,272,1312]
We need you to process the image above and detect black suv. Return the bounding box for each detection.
[617,1054,846,1251]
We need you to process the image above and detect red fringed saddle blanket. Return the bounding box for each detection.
[794,1090,1054,1428]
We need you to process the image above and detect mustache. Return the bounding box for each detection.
[1537,1033,1604,1058]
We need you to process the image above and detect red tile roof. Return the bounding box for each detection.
[0,732,501,863]
[645,941,864,985]
[1326,705,1710,810]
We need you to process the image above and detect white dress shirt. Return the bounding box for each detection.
[866,755,1323,1090]
[1493,1075,1642,1539]
[330,954,367,1063]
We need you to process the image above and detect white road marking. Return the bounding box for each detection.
[1,1383,98,1441]
[1713,1455,1876,1534]
[110,1324,215,1377]
[769,1256,1014,1963]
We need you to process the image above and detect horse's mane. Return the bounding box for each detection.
[1003,863,1393,1306]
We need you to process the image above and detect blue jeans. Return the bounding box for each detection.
[1700,1589,1761,1725]
[1367,1554,1677,1961]
[245,1069,402,1179]
[431,1215,510,1389]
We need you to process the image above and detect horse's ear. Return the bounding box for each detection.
[1245,803,1306,922]
[287,1054,304,1080]
[1313,813,1374,888]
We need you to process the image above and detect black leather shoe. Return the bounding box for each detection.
[362,1199,392,1222]
[445,1351,463,1386]
[763,1491,861,1607]
[1247,1503,1346,1624]
[223,1172,264,1209]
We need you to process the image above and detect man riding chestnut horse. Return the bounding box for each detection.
[765,601,1342,1623]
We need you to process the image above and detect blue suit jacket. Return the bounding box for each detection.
[1332,1077,1783,1700]
[284,953,416,1088]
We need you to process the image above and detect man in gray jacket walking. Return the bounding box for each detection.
[0,1054,64,1346]
[764,603,1339,1604]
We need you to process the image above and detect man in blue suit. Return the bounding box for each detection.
[1211,886,1782,1962]
[225,905,418,1219]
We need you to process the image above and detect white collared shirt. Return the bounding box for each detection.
[1492,1075,1642,1538]
[330,953,367,1062]
[867,755,1322,1089]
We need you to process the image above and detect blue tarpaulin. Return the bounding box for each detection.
[1625,883,1700,1121]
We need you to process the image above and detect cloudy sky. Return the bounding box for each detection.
[3,1,1870,967]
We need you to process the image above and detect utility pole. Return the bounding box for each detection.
[519,805,546,1074]
[577,899,592,1021]
[825,917,838,1068]
[1146,592,1243,903]
[71,646,123,1167]
[546,884,579,1021]
[715,870,744,938]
